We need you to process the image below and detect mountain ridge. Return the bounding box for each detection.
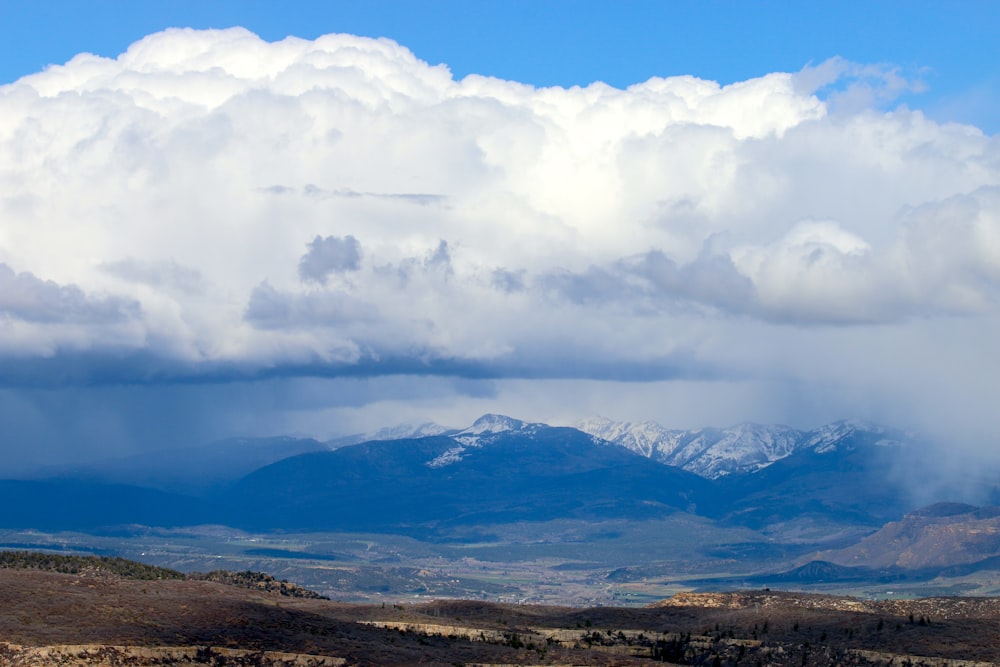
[575,416,912,479]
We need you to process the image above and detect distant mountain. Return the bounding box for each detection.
[757,559,874,584]
[32,436,329,495]
[815,502,1000,570]
[0,479,210,529]
[576,417,907,479]
[223,417,714,533]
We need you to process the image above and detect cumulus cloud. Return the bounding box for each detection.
[794,56,927,113]
[539,249,756,315]
[298,235,362,284]
[0,263,139,324]
[2,27,1000,464]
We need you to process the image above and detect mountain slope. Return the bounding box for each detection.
[223,421,715,533]
[717,424,915,527]
[29,436,329,495]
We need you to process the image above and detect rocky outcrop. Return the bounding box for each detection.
[188,570,328,599]
[656,590,1000,621]
[658,591,871,612]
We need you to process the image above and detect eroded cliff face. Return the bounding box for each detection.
[0,643,346,667]
[656,590,1000,620]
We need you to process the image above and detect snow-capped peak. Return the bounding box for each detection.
[455,414,546,441]
[426,414,544,468]
[575,416,682,459]
[327,421,452,449]
[462,414,529,435]
[369,421,450,441]
[801,419,890,453]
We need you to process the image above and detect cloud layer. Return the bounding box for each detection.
[2,28,999,461]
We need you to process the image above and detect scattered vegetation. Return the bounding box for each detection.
[0,551,327,598]
[0,550,184,580]
[188,569,329,599]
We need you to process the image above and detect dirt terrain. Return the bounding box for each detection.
[3,568,1000,666]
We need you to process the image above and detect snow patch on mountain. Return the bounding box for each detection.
[427,444,469,468]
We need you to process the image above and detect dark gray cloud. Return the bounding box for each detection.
[0,375,502,474]
[298,235,362,284]
[0,330,719,389]
[491,268,526,293]
[537,250,755,315]
[630,250,756,313]
[245,281,377,329]
[0,263,139,324]
[424,240,452,276]
[538,266,624,305]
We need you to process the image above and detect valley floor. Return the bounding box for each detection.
[6,518,1000,609]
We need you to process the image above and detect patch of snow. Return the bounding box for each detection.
[427,445,468,468]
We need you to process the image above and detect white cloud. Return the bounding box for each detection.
[2,28,1000,460]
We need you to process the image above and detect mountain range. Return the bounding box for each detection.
[4,413,963,529]
[33,415,919,496]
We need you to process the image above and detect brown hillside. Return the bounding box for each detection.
[5,568,1000,665]
[817,504,1000,569]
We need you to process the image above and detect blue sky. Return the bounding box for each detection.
[2,1,1000,469]
[2,1,998,131]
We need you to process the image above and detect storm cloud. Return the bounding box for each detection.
[2,27,1000,464]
